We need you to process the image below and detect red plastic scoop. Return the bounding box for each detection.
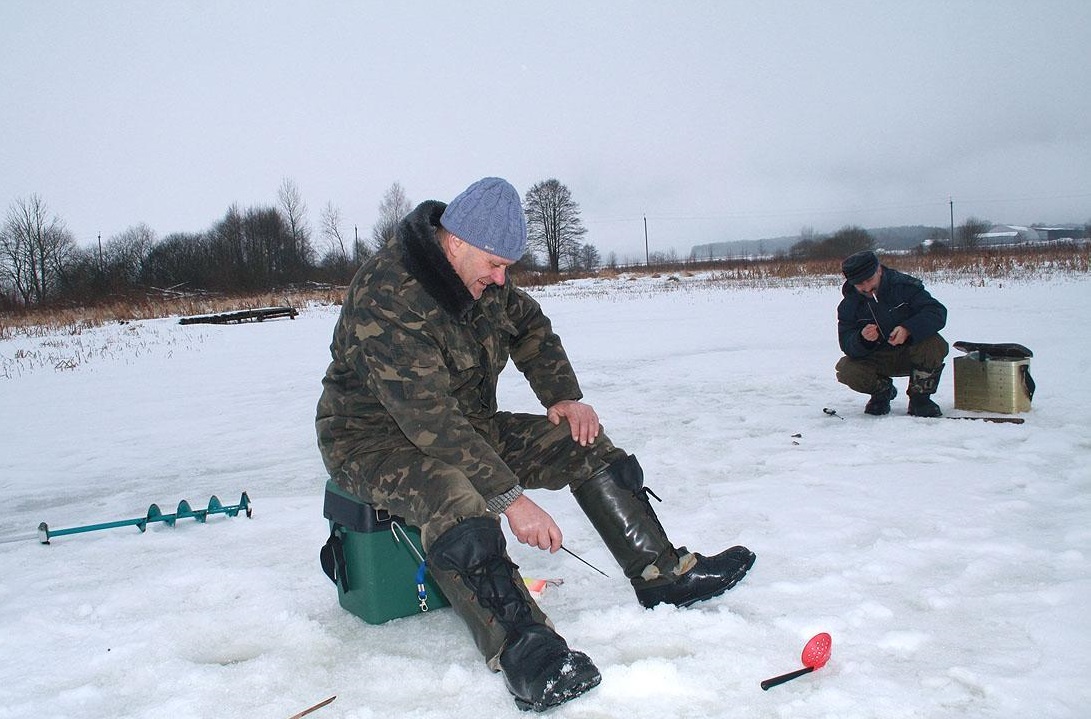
[760,632,832,691]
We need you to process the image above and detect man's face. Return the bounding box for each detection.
[853,266,882,296]
[446,235,514,300]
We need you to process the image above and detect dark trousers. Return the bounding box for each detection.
[835,334,949,395]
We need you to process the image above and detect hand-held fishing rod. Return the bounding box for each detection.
[865,293,887,340]
[560,545,609,577]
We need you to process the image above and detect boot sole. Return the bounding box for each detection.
[638,551,757,609]
[513,671,602,712]
[673,551,756,608]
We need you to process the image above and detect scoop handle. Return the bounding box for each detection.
[760,665,814,691]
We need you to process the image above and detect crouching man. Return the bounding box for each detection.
[836,250,949,417]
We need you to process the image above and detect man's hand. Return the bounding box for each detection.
[888,325,910,346]
[503,494,562,552]
[547,399,600,446]
[861,323,881,342]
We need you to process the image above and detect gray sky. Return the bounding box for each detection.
[3,1,1090,262]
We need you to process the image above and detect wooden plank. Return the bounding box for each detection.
[179,306,298,325]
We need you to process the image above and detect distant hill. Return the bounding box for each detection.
[690,225,946,259]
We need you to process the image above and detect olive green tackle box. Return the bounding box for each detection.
[953,343,1034,414]
[320,480,448,624]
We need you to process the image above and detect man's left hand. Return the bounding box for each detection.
[888,326,910,346]
[547,400,600,446]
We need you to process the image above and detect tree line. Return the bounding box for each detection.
[1,177,596,310]
[785,217,997,261]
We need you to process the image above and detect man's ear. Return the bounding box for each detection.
[441,230,464,256]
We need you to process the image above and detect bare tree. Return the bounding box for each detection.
[958,217,991,249]
[278,179,308,239]
[524,179,588,273]
[141,231,211,291]
[0,194,76,305]
[823,225,874,258]
[576,243,601,272]
[789,237,819,260]
[320,201,349,262]
[277,178,315,268]
[318,201,363,282]
[103,223,156,290]
[370,182,411,250]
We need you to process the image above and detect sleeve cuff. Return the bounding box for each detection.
[486,485,524,513]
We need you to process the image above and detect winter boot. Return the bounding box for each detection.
[907,364,944,417]
[428,517,601,712]
[574,454,755,609]
[864,378,896,415]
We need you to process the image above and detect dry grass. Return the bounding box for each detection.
[2,243,1087,340]
[1,287,346,340]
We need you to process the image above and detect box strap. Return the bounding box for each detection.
[320,525,348,592]
[1021,366,1035,400]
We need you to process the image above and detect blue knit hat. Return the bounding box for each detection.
[440,177,528,261]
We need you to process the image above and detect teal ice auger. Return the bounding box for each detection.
[37,492,252,544]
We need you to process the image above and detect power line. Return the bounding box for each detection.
[585,191,1091,226]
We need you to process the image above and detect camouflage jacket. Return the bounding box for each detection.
[316,200,582,495]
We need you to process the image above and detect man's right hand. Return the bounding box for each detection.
[502,494,563,553]
[861,323,880,342]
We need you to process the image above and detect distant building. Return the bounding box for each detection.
[978,225,1042,245]
[1032,226,1085,241]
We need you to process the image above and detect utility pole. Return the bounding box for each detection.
[644,215,649,266]
[949,197,955,245]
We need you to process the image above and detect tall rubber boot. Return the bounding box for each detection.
[907,364,944,417]
[574,455,755,609]
[428,517,601,712]
[865,377,896,415]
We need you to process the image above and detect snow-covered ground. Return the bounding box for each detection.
[2,270,1088,718]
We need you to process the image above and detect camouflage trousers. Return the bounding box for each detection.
[332,412,626,669]
[332,411,625,549]
[835,334,949,395]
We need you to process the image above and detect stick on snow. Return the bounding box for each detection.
[37,492,252,544]
[823,407,1024,424]
[286,695,336,719]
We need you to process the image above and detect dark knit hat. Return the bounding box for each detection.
[440,177,528,261]
[842,250,880,284]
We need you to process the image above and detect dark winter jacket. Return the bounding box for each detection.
[837,266,947,358]
[315,200,582,496]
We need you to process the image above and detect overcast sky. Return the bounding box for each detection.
[3,1,1090,262]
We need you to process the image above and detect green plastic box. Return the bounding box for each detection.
[321,480,448,624]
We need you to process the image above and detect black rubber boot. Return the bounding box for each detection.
[865,379,896,415]
[574,455,755,609]
[428,518,601,712]
[908,364,944,417]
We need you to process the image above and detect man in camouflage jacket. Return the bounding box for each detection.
[316,177,754,712]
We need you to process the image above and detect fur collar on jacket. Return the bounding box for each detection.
[399,200,475,318]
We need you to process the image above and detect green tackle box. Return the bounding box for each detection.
[320,480,448,624]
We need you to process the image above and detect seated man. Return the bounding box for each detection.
[316,177,755,712]
[835,250,949,417]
